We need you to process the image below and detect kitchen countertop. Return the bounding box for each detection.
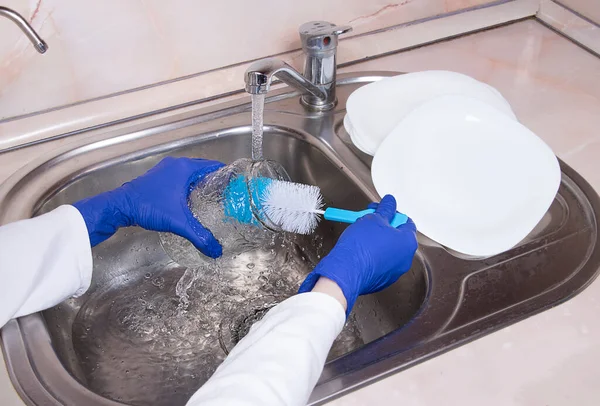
[2,19,600,406]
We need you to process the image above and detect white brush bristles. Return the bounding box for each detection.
[260,179,324,234]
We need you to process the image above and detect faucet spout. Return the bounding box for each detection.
[0,6,48,53]
[243,21,351,111]
[245,58,327,100]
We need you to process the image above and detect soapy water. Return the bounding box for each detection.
[73,160,364,406]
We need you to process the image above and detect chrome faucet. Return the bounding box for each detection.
[0,6,48,53]
[245,21,351,111]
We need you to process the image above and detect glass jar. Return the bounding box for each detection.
[160,158,290,268]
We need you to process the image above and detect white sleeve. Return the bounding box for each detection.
[187,292,346,406]
[0,205,93,328]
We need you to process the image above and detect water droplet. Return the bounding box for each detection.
[152,276,165,288]
[144,272,151,279]
[246,263,255,269]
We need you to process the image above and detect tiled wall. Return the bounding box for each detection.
[0,0,499,121]
[557,0,600,24]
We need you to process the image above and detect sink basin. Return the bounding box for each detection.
[1,72,599,406]
[38,129,428,406]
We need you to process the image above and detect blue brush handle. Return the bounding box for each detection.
[223,176,409,229]
[324,207,408,228]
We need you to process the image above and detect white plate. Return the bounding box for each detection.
[372,95,560,257]
[344,114,372,155]
[345,70,517,156]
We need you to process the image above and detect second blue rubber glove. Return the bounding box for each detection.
[298,195,418,316]
[73,157,225,258]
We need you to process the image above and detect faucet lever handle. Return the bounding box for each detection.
[331,25,352,36]
[314,24,352,37]
[299,21,352,52]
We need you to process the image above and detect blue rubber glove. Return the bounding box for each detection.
[298,195,418,316]
[73,157,225,258]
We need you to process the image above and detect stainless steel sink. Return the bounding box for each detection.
[1,72,599,406]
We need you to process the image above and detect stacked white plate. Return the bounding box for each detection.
[345,71,517,155]
[344,71,561,257]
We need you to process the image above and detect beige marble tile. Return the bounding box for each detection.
[538,0,600,55]
[557,0,600,24]
[0,0,538,151]
[0,0,498,121]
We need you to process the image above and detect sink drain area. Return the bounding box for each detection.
[219,300,278,354]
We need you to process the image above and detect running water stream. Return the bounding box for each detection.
[251,93,265,160]
[169,93,266,308]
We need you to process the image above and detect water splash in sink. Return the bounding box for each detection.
[74,161,363,405]
[161,159,279,309]
[73,229,363,406]
[175,267,200,311]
